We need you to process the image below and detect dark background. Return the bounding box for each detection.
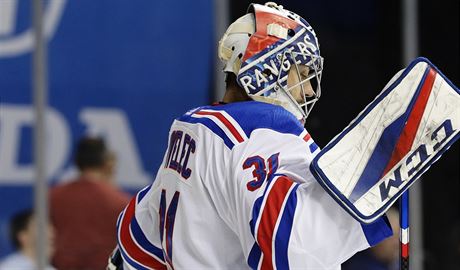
[229,1,459,269]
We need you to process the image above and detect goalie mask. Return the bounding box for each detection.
[219,2,323,121]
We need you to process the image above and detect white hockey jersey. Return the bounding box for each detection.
[116,101,392,270]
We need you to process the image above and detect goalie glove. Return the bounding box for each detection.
[310,57,460,223]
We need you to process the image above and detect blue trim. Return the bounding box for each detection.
[247,243,262,269]
[360,215,393,246]
[116,211,123,228]
[249,173,282,235]
[179,102,305,150]
[249,196,263,237]
[310,57,460,222]
[116,205,164,269]
[275,183,299,269]
[309,142,319,153]
[159,190,166,244]
[211,101,305,138]
[118,245,151,270]
[137,184,152,203]
[131,216,165,261]
[116,220,151,270]
[165,191,180,263]
[247,174,294,269]
[178,112,235,149]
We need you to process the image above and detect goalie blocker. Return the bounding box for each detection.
[310,57,460,224]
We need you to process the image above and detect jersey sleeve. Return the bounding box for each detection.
[115,186,168,270]
[226,130,392,269]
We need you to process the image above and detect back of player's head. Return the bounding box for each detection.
[219,2,323,121]
[74,136,109,171]
[9,208,33,249]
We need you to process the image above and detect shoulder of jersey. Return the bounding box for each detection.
[177,101,305,149]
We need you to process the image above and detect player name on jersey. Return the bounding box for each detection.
[164,130,196,180]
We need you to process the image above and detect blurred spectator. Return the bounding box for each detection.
[49,136,130,270]
[0,209,55,270]
[342,207,399,270]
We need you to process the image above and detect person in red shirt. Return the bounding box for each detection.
[50,136,130,270]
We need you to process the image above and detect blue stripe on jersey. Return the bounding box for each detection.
[137,184,152,203]
[177,102,304,149]
[249,195,263,237]
[206,101,305,138]
[249,173,281,235]
[178,113,235,149]
[274,183,299,269]
[165,191,180,265]
[118,244,151,270]
[309,142,319,153]
[131,216,165,261]
[116,211,123,228]
[248,174,286,269]
[159,190,166,245]
[247,243,262,269]
[360,214,393,246]
[116,210,151,270]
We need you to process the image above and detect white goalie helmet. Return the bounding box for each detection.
[219,2,323,121]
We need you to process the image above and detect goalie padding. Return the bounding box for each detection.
[310,57,460,224]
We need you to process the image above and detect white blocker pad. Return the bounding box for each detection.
[310,57,460,224]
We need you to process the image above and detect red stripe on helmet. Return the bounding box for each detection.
[243,11,299,62]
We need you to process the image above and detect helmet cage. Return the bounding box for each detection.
[279,50,323,120]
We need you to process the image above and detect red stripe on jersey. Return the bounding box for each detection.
[303,133,311,142]
[195,110,245,143]
[120,197,167,269]
[382,68,436,176]
[257,176,294,269]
